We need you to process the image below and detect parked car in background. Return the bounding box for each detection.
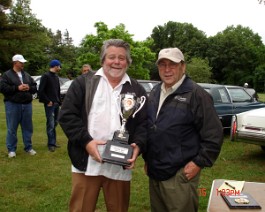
[244,87,259,101]
[60,79,159,101]
[60,80,73,100]
[198,83,265,129]
[137,80,160,96]
[59,77,70,86]
[230,107,265,151]
[32,75,69,99]
[32,75,41,99]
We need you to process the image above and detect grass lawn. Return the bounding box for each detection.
[0,93,265,212]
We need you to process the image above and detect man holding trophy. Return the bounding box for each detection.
[59,39,147,212]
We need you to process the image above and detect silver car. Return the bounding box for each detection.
[60,80,73,100]
[32,75,41,99]
[137,80,160,96]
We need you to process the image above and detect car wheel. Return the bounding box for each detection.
[261,146,265,152]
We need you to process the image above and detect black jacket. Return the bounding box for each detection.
[58,72,148,171]
[144,76,223,181]
[38,71,61,105]
[0,69,37,104]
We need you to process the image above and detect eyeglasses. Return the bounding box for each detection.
[158,62,179,70]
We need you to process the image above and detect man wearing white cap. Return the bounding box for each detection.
[143,48,223,211]
[0,54,37,158]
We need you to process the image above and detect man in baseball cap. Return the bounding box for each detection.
[49,59,61,68]
[0,54,37,158]
[38,59,62,152]
[144,47,223,211]
[156,47,185,64]
[12,54,27,63]
[155,48,186,89]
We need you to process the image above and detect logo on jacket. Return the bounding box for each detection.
[174,95,187,102]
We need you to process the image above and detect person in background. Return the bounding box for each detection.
[0,54,37,158]
[143,47,223,212]
[38,59,61,152]
[58,39,147,212]
[81,63,92,74]
[243,82,259,101]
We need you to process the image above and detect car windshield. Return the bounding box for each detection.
[227,88,252,102]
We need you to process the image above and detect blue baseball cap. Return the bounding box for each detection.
[49,59,61,68]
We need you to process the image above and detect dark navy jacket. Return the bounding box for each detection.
[144,76,223,181]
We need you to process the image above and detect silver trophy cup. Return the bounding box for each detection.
[102,93,146,166]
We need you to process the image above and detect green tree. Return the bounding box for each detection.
[46,29,77,78]
[254,64,265,92]
[186,57,212,83]
[206,25,265,86]
[151,21,208,57]
[149,21,208,80]
[0,0,52,75]
[0,0,77,77]
[0,0,15,71]
[77,22,155,79]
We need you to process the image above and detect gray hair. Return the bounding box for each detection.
[100,39,132,65]
[82,64,91,70]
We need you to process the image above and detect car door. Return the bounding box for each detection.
[210,87,233,129]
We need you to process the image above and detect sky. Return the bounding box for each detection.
[30,0,265,46]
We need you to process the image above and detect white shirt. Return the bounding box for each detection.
[157,74,186,117]
[72,68,132,181]
[17,71,23,83]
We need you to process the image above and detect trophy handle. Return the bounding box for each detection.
[132,96,146,118]
[116,95,124,119]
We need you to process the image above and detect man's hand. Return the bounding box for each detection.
[47,101,53,106]
[125,143,140,169]
[18,84,29,91]
[85,139,107,163]
[183,161,201,180]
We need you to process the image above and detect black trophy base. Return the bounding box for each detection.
[102,134,133,166]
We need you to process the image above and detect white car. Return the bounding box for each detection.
[60,80,73,100]
[31,75,41,99]
[230,107,265,151]
[137,80,160,96]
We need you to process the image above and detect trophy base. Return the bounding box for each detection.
[102,139,133,166]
